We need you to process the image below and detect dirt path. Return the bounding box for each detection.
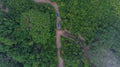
[33,0,63,67]
[33,0,94,67]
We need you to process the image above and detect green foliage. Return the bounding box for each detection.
[20,9,51,44]
[0,37,14,45]
[0,53,23,67]
[0,0,58,67]
[0,0,120,67]
[55,0,119,44]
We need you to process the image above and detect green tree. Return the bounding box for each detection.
[20,9,51,44]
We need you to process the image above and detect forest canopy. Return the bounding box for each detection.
[0,0,120,67]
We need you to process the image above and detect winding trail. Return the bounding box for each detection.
[33,0,95,67]
[33,0,63,67]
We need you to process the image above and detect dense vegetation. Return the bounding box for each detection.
[0,53,23,67]
[0,0,120,67]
